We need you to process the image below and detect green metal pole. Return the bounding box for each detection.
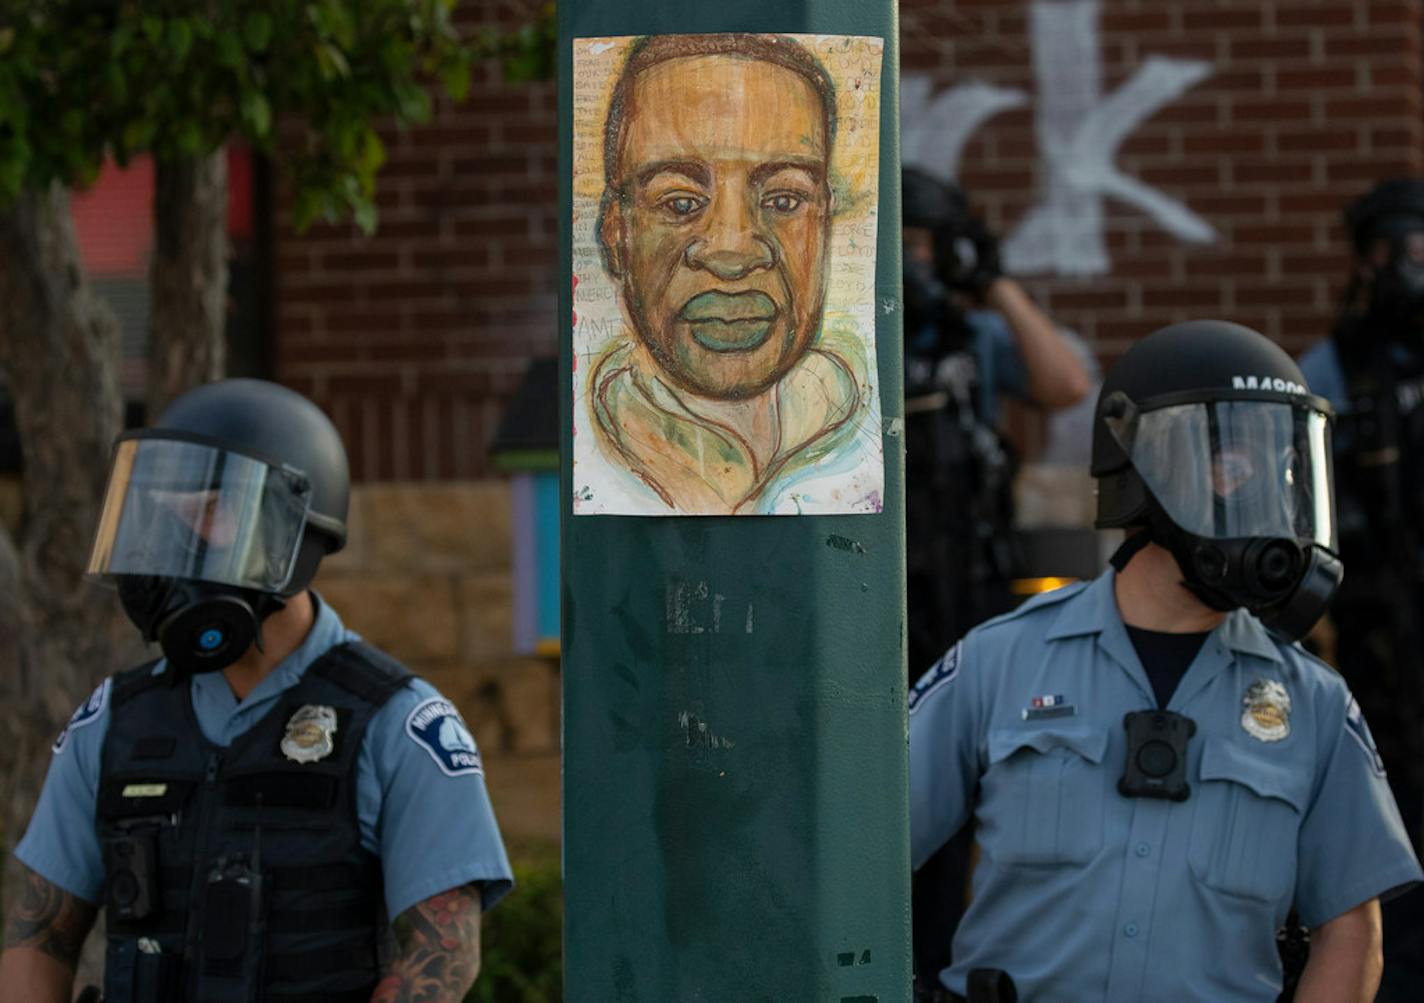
[560,3,907,999]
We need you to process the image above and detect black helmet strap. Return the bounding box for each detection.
[1109,530,1152,573]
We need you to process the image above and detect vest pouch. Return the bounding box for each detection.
[195,856,266,1000]
[105,937,183,1003]
[135,938,183,1002]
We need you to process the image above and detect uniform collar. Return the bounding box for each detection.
[1045,571,1282,709]
[1046,571,1283,663]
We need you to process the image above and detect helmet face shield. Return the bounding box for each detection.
[1105,397,1336,550]
[86,436,313,593]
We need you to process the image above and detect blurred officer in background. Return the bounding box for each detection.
[1299,177,1424,1001]
[912,320,1420,1002]
[902,167,1091,984]
[0,379,513,1003]
[902,167,1091,674]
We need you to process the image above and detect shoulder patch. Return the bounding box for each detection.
[53,678,112,754]
[1345,695,1387,777]
[909,642,961,715]
[405,698,484,777]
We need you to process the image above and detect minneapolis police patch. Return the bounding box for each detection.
[53,678,111,754]
[1346,695,1387,777]
[405,698,483,777]
[909,642,961,715]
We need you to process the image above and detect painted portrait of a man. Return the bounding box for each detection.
[573,33,884,516]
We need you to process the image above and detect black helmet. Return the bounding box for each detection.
[150,379,349,548]
[1093,320,1342,640]
[901,168,1000,350]
[902,167,971,233]
[1343,179,1424,327]
[87,379,350,675]
[1345,178,1424,254]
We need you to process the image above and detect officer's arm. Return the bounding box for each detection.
[910,641,979,869]
[371,882,482,1003]
[982,278,1092,409]
[1293,897,1383,1003]
[0,865,97,1003]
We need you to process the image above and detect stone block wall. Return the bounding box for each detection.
[314,479,561,846]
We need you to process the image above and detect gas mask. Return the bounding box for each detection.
[1103,390,1344,640]
[1364,215,1424,331]
[904,256,975,367]
[87,434,314,675]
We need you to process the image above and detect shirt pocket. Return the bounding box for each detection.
[1188,738,1309,903]
[982,725,1111,867]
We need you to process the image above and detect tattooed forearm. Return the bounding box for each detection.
[370,883,483,1003]
[2,867,97,970]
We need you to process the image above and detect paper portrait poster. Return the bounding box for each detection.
[572,33,886,516]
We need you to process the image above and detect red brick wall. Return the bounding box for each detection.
[273,0,1424,481]
[273,1,558,482]
[903,0,1424,364]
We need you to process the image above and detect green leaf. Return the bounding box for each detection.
[315,42,351,80]
[291,189,321,233]
[243,12,273,53]
[0,158,25,202]
[393,83,431,123]
[352,198,378,235]
[106,61,129,103]
[167,19,193,62]
[141,15,163,45]
[359,129,386,173]
[176,121,203,153]
[217,30,243,68]
[111,20,134,55]
[122,118,156,152]
[74,158,103,189]
[440,55,471,102]
[321,0,357,50]
[240,90,272,136]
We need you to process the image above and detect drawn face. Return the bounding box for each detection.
[602,54,832,400]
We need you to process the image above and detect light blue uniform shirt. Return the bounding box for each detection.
[910,571,1422,1002]
[16,593,513,921]
[969,310,1030,426]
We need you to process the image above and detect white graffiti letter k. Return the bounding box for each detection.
[1003,0,1217,276]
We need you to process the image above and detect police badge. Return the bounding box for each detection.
[1241,679,1291,742]
[281,704,338,763]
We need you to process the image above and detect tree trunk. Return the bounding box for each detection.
[0,183,136,986]
[147,150,229,419]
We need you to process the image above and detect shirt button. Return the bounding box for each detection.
[1135,843,1150,857]
[1124,923,1139,938]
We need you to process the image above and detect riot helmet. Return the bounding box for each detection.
[1092,320,1342,640]
[87,379,350,675]
[901,168,1000,356]
[1344,178,1424,329]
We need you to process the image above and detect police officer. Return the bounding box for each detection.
[0,379,513,1003]
[902,166,1090,672]
[903,167,1091,986]
[1299,178,1424,1002]
[911,320,1421,1002]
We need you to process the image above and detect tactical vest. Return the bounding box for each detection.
[904,343,1019,675]
[1332,315,1424,590]
[98,641,410,1003]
